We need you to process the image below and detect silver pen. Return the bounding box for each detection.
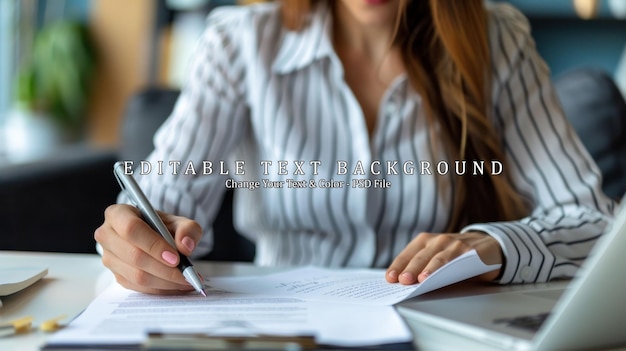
[113,161,207,297]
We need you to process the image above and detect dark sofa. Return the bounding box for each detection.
[0,146,119,253]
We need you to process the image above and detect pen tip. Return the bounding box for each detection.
[200,289,207,297]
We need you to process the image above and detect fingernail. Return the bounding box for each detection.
[182,236,195,252]
[401,272,415,283]
[387,270,398,279]
[161,251,178,265]
[419,270,431,281]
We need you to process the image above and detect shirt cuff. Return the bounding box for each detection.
[461,221,555,284]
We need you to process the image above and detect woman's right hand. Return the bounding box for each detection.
[94,204,203,295]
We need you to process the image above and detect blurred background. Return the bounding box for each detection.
[0,0,624,160]
[0,0,624,254]
[0,0,251,161]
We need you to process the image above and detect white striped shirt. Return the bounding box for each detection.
[130,2,615,284]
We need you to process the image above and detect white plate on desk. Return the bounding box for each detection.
[0,266,48,307]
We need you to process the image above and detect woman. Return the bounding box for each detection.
[95,0,615,295]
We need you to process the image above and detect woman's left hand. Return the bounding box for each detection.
[386,232,503,285]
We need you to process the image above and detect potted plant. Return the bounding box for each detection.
[5,20,95,161]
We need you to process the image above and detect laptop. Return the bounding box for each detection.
[396,198,626,351]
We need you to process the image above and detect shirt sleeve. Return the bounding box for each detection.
[461,4,616,284]
[118,8,249,258]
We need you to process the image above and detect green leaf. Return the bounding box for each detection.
[16,20,96,131]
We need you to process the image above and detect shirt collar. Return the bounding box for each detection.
[271,1,335,74]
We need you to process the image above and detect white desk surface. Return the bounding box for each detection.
[1,251,112,351]
[0,251,282,351]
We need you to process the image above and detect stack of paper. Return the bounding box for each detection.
[44,250,498,348]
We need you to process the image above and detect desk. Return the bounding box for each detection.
[1,251,109,351]
[0,251,283,351]
[0,251,569,351]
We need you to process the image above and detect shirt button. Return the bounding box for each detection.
[385,103,398,116]
[519,266,534,281]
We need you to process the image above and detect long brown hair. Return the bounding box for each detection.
[280,0,529,231]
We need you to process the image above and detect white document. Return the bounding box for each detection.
[209,250,500,306]
[46,250,496,347]
[46,283,411,347]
